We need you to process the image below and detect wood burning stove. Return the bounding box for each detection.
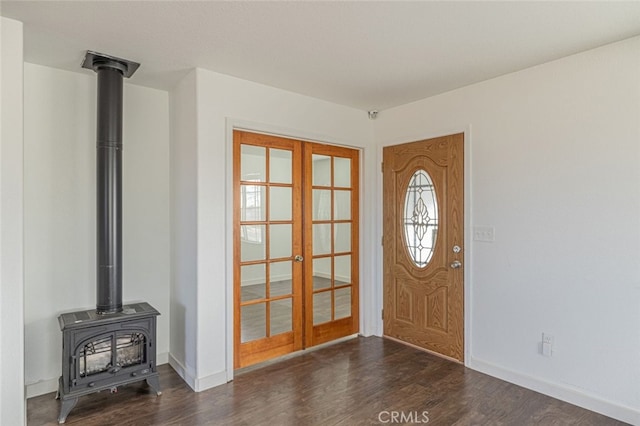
[56,51,161,423]
[57,303,160,423]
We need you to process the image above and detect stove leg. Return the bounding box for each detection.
[58,397,78,424]
[146,375,162,396]
[56,376,62,400]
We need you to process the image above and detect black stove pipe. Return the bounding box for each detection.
[83,51,140,315]
[95,64,123,314]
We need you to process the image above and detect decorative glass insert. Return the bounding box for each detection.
[403,169,438,267]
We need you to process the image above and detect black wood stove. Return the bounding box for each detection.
[56,51,161,423]
[57,303,160,423]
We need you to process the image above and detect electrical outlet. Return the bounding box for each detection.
[541,333,554,357]
[473,226,495,242]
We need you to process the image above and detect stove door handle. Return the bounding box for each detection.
[109,367,121,374]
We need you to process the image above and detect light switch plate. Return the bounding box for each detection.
[473,226,495,242]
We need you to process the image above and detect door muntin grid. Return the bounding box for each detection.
[312,154,354,325]
[239,144,295,343]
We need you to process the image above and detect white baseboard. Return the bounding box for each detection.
[194,369,228,392]
[468,356,640,425]
[157,351,169,365]
[167,353,227,392]
[26,351,170,399]
[168,353,197,391]
[26,377,58,398]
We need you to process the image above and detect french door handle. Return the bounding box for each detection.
[294,255,304,262]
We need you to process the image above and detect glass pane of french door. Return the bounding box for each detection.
[234,131,303,368]
[305,143,359,347]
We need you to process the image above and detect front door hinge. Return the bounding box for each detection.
[381,162,384,173]
[381,309,384,320]
[381,236,384,246]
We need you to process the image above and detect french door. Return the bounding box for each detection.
[233,130,359,368]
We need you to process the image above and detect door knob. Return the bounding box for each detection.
[294,255,304,262]
[450,260,462,269]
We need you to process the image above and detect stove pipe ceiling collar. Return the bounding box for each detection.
[82,51,140,315]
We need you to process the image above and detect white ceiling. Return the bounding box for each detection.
[2,1,640,110]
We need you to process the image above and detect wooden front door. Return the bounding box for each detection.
[382,133,464,362]
[234,131,359,368]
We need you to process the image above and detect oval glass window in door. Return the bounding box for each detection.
[403,169,438,267]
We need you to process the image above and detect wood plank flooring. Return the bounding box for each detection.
[27,337,626,426]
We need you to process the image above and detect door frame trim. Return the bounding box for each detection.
[225,118,372,381]
[376,125,472,365]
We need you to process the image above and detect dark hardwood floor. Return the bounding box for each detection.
[28,337,626,426]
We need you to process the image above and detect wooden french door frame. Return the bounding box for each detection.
[303,142,360,348]
[233,130,359,368]
[233,131,304,368]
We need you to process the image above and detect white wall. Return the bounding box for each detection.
[0,16,26,426]
[23,63,171,397]
[169,70,198,387]
[169,68,374,390]
[374,36,640,424]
